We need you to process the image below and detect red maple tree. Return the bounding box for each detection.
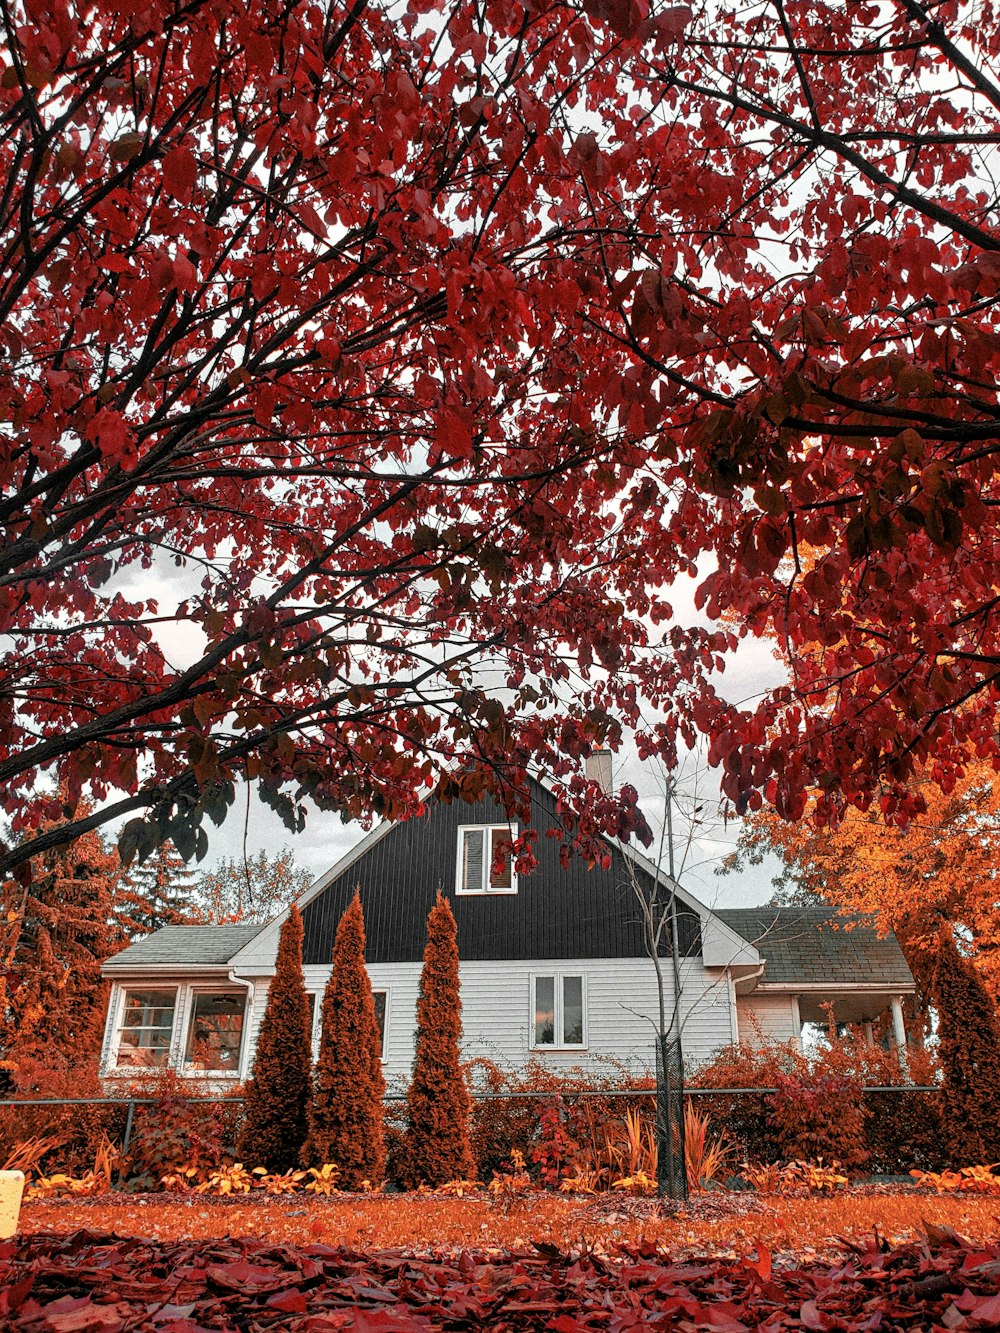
[3,0,1000,867]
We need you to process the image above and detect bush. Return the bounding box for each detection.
[127,1070,234,1189]
[933,933,1000,1163]
[768,1070,868,1169]
[305,893,385,1187]
[238,905,312,1171]
[403,895,475,1187]
[0,1056,125,1176]
[466,1056,655,1184]
[689,1038,943,1174]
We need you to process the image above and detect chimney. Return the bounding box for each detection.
[585,749,613,796]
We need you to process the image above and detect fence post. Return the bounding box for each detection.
[121,1101,136,1158]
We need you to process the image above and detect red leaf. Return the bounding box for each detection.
[161,146,198,200]
[266,1287,309,1313]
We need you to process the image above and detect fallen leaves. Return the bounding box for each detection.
[4,1222,1000,1330]
[19,1188,1000,1259]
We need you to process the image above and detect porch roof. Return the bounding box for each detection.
[716,906,914,989]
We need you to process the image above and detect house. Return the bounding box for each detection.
[99,777,917,1087]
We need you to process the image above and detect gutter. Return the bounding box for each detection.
[228,970,256,1083]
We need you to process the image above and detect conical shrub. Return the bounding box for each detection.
[305,891,385,1187]
[237,905,312,1170]
[403,892,475,1186]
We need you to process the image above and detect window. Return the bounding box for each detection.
[456,824,517,894]
[183,991,246,1074]
[116,989,177,1068]
[373,990,387,1055]
[532,974,586,1048]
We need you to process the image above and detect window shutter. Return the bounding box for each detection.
[461,827,485,892]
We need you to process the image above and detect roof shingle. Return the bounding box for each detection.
[716,906,914,988]
[103,925,264,971]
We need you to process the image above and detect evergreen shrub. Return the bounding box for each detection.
[237,905,312,1171]
[402,894,475,1187]
[305,892,385,1187]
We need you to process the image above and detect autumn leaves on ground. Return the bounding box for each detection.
[8,1193,1000,1331]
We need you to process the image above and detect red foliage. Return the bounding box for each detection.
[4,1227,1000,1329]
[529,1101,581,1187]
[768,1071,868,1171]
[403,894,475,1188]
[305,894,385,1186]
[238,905,312,1172]
[8,0,1000,883]
[933,933,1000,1164]
[127,1070,231,1188]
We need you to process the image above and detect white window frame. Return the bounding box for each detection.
[530,972,587,1050]
[106,981,248,1079]
[110,985,179,1072]
[181,987,248,1077]
[455,823,519,895]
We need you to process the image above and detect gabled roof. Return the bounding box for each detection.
[102,925,264,972]
[231,776,759,970]
[717,906,914,989]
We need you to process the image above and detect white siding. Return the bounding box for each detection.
[736,993,798,1045]
[103,958,740,1088]
[303,957,736,1084]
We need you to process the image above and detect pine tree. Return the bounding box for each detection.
[237,905,312,1171]
[403,893,475,1187]
[0,795,122,1078]
[118,841,198,936]
[304,892,385,1187]
[933,931,1000,1163]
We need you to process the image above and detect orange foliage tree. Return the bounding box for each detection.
[725,761,1000,999]
[305,893,385,1187]
[403,894,475,1187]
[0,796,122,1082]
[237,905,312,1172]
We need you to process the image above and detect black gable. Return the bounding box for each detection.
[301,782,701,965]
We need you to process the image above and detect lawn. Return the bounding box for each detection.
[6,1192,1000,1331]
[18,1188,1000,1258]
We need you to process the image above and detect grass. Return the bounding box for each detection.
[19,1190,1000,1259]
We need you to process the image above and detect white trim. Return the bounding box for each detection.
[529,971,587,1050]
[103,980,248,1080]
[727,972,740,1046]
[455,823,519,895]
[180,986,248,1078]
[790,994,802,1053]
[755,981,917,994]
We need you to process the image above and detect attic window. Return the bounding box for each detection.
[456,824,517,894]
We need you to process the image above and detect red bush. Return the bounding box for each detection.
[237,905,312,1171]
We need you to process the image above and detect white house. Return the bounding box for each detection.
[99,778,916,1087]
